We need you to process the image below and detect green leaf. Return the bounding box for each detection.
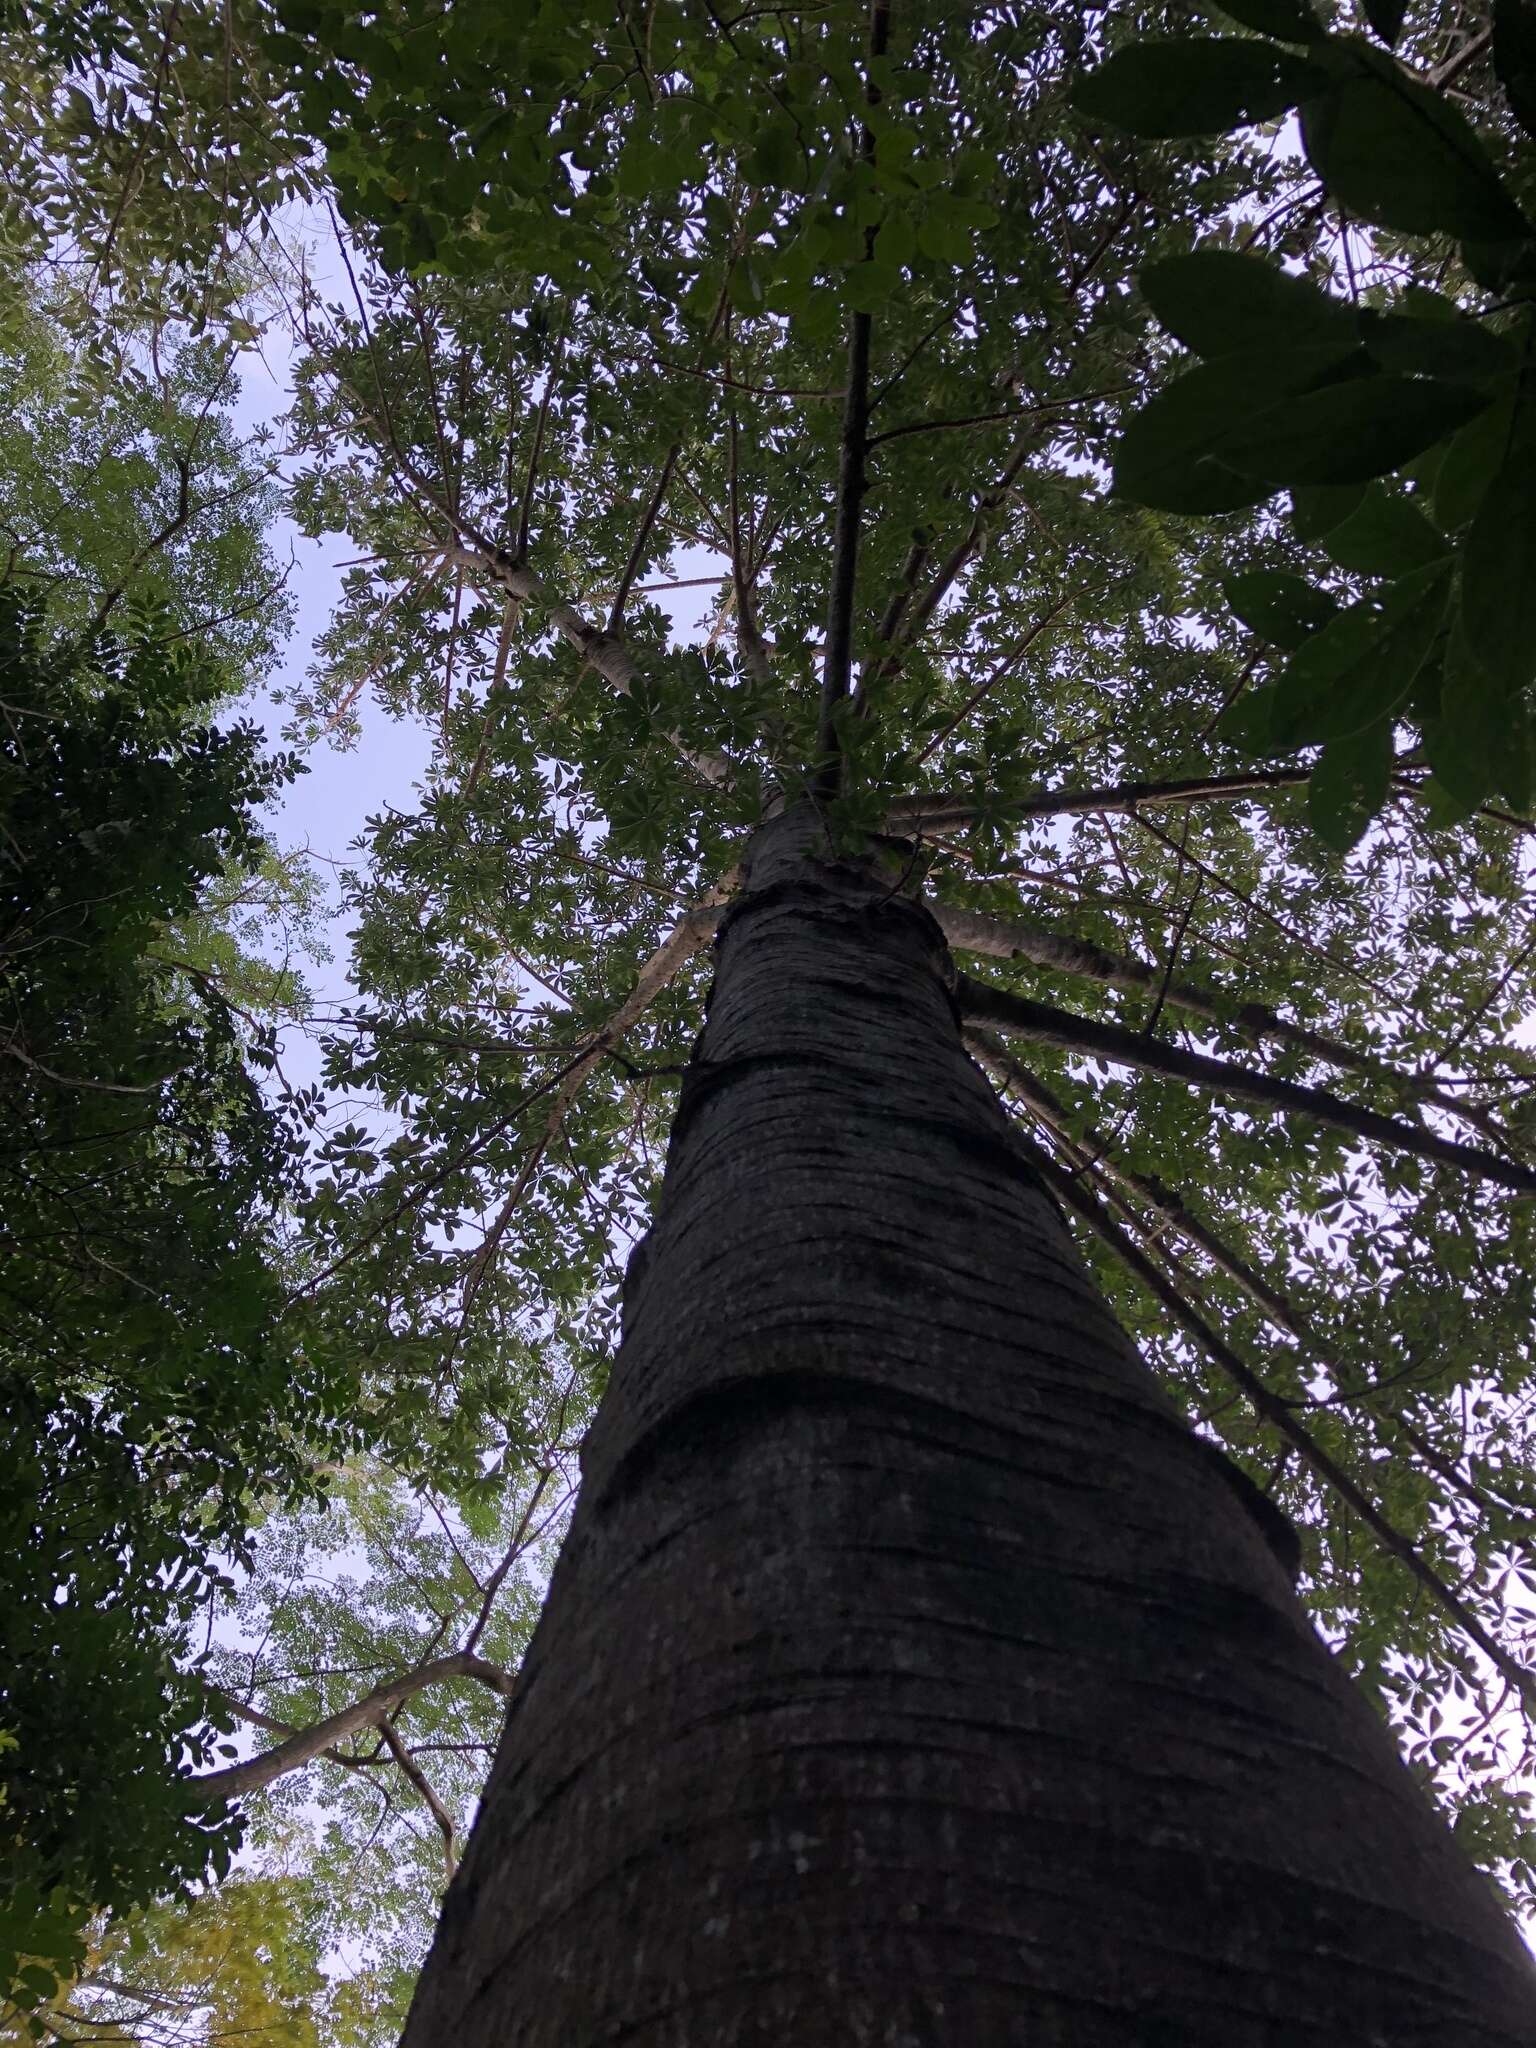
[1071,39,1323,137]
[917,214,959,262]
[1141,250,1355,357]
[1494,0,1536,140]
[1300,47,1529,243]
[1320,483,1450,578]
[1361,310,1517,382]
[1291,480,1367,540]
[1462,237,1536,293]
[1417,773,1477,827]
[1423,624,1508,809]
[727,252,767,313]
[1218,375,1489,487]
[1309,719,1392,849]
[1218,684,1280,751]
[843,260,902,313]
[1462,449,1536,691]
[746,126,803,190]
[1224,569,1339,648]
[1362,0,1407,47]
[1269,559,1452,745]
[1501,704,1536,811]
[1211,0,1323,41]
[1112,342,1362,513]
[1432,389,1519,531]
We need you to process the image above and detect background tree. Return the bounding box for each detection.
[0,586,314,2004]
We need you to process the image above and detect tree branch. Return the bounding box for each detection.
[607,445,681,630]
[460,890,732,1310]
[513,312,570,563]
[379,1720,458,1879]
[908,586,1087,767]
[445,542,732,788]
[191,1652,515,1805]
[956,975,1536,1196]
[891,766,1318,834]
[934,898,1507,1138]
[1003,1117,1536,1720]
[815,0,889,792]
[882,434,1038,668]
[968,1033,1317,1326]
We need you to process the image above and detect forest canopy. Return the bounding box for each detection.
[3,0,1536,2039]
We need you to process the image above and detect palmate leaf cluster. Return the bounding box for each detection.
[1081,0,1536,845]
[6,0,1536,2029]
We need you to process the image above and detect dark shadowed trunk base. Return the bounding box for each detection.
[401,812,1535,2046]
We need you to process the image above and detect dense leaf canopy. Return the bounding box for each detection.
[5,0,1536,2038]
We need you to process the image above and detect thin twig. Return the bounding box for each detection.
[1008,1118,1536,1719]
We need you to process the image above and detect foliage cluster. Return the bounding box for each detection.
[0,591,330,2003]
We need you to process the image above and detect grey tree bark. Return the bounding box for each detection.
[400,809,1534,2047]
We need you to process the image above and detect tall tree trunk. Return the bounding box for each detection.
[401,811,1533,2046]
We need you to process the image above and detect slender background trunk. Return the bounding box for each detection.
[401,811,1533,2046]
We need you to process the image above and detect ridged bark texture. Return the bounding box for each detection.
[401,812,1535,2047]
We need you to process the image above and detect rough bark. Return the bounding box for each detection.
[401,811,1534,2048]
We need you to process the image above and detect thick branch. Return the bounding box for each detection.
[445,542,731,788]
[191,1652,515,1805]
[935,898,1502,1135]
[957,975,1536,1197]
[891,767,1317,834]
[815,0,889,790]
[895,764,1534,843]
[380,1720,458,1879]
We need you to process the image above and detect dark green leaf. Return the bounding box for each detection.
[1501,704,1536,811]
[1362,0,1407,47]
[1141,250,1355,357]
[1417,773,1478,827]
[1072,39,1323,137]
[1423,624,1508,808]
[1219,374,1489,486]
[1494,0,1536,140]
[1212,0,1323,41]
[1321,483,1450,577]
[1462,449,1536,691]
[1433,389,1519,531]
[1217,684,1280,751]
[1301,47,1529,242]
[1461,237,1536,292]
[843,260,902,313]
[1291,480,1367,539]
[1112,343,1363,513]
[1361,310,1517,382]
[1270,559,1452,745]
[1224,569,1339,647]
[1309,719,1392,849]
